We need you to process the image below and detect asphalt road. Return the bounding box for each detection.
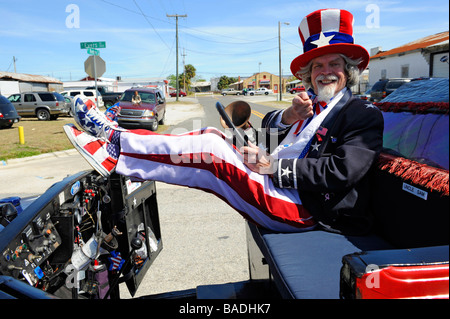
[0,95,285,298]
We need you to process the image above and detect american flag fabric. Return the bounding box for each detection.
[316,126,328,136]
[72,98,126,142]
[115,127,316,232]
[108,251,124,271]
[64,124,117,177]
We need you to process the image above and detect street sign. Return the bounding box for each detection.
[80,41,106,49]
[84,55,106,78]
[87,48,99,56]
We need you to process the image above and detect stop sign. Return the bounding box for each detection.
[84,55,106,78]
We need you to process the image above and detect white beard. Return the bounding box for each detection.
[316,84,336,103]
[315,75,339,103]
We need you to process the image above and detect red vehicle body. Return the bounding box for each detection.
[289,86,306,93]
[116,88,166,131]
[169,90,186,97]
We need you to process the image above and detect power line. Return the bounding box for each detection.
[133,0,171,49]
[5,56,16,72]
[281,37,302,49]
[181,30,278,45]
[158,38,176,77]
[184,46,278,56]
[101,0,277,45]
[179,23,275,42]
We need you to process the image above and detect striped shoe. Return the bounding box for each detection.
[64,124,118,177]
[72,98,126,141]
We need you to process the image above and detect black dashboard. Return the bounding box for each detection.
[0,170,162,299]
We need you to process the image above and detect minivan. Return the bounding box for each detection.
[61,89,104,108]
[116,88,166,131]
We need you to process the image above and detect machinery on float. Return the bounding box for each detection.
[0,172,162,299]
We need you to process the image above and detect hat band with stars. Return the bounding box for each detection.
[304,31,355,53]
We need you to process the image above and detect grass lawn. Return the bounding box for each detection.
[0,117,167,161]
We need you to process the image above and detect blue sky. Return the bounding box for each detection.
[0,0,448,82]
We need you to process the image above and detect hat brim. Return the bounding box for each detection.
[290,43,369,80]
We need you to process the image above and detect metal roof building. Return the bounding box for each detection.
[0,71,63,96]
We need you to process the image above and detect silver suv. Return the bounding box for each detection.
[8,92,70,120]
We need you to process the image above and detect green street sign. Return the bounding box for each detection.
[87,48,100,56]
[80,41,106,49]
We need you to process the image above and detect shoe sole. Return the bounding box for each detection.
[63,124,112,177]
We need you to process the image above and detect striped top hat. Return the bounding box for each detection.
[290,9,369,79]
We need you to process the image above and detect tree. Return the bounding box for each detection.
[167,74,177,88]
[184,64,196,82]
[179,64,196,90]
[217,75,238,90]
[168,64,197,91]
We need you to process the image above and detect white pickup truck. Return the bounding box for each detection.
[221,88,241,96]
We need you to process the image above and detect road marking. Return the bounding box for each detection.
[251,110,265,119]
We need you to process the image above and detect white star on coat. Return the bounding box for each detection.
[365,103,377,109]
[311,142,321,151]
[281,167,292,178]
[310,32,335,48]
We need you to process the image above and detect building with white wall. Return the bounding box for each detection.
[0,71,63,96]
[369,31,449,87]
[63,76,170,97]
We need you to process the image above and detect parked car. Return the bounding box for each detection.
[248,87,273,96]
[53,92,71,115]
[289,86,306,94]
[242,88,255,95]
[370,78,411,102]
[169,90,186,97]
[86,86,122,107]
[61,89,104,108]
[354,87,372,101]
[221,88,241,96]
[116,88,166,131]
[0,95,21,129]
[63,96,75,117]
[7,91,70,120]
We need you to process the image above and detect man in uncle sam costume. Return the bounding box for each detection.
[64,8,383,235]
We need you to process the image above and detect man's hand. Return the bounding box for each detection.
[281,91,314,125]
[241,142,276,175]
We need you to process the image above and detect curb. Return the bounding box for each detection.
[1,148,78,168]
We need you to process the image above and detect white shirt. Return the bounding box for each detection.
[271,88,347,159]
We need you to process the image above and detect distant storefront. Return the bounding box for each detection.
[241,72,288,93]
[191,81,212,92]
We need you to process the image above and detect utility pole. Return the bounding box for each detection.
[13,56,17,73]
[181,48,187,93]
[278,21,289,101]
[167,14,187,101]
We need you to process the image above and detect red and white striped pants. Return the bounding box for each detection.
[116,127,316,232]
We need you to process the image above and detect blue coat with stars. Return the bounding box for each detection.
[262,92,384,235]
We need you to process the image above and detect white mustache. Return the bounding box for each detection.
[316,74,338,83]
